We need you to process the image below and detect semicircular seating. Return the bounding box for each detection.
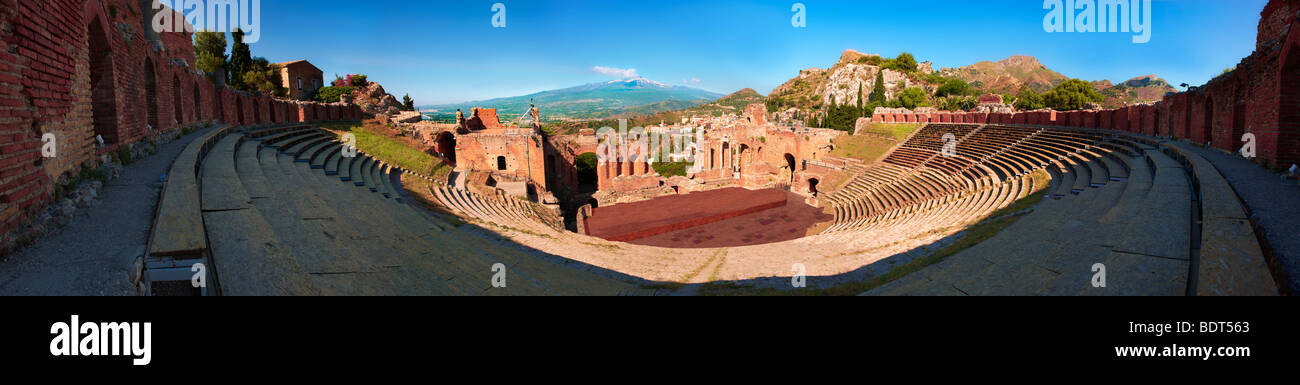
[147,122,1276,296]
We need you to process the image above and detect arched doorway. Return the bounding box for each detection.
[193,81,201,121]
[235,96,245,126]
[87,17,119,145]
[808,178,820,196]
[144,58,159,131]
[738,144,749,174]
[252,98,261,125]
[215,90,224,124]
[1282,43,1300,165]
[1153,108,1162,136]
[1181,95,1192,139]
[722,142,730,171]
[172,74,182,126]
[1232,86,1247,151]
[1202,95,1214,144]
[575,152,598,193]
[496,156,507,170]
[435,131,457,166]
[784,153,796,183]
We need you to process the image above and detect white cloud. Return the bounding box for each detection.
[681,78,701,84]
[592,66,638,79]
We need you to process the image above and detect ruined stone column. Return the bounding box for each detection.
[597,160,608,188]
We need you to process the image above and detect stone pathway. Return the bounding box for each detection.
[0,126,220,296]
[1175,144,1300,294]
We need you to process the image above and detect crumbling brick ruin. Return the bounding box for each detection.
[0,0,364,248]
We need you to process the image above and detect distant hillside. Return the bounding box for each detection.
[940,56,1174,107]
[768,49,937,112]
[1094,75,1178,108]
[938,55,1069,94]
[421,78,723,122]
[541,88,767,135]
[680,88,766,116]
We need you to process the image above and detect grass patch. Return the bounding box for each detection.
[698,170,1051,296]
[651,161,692,177]
[54,166,113,201]
[828,135,896,164]
[323,122,442,178]
[858,122,922,141]
[826,123,921,163]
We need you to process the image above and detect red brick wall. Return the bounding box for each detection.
[0,0,363,247]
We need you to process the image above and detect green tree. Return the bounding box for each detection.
[193,31,227,76]
[897,87,930,110]
[402,94,415,111]
[869,71,887,103]
[938,96,977,111]
[1042,79,1102,110]
[242,57,286,97]
[935,78,969,98]
[228,29,253,90]
[885,52,918,72]
[1013,86,1045,110]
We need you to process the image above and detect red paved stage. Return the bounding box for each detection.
[584,188,789,242]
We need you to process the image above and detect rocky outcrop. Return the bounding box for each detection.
[352,82,406,116]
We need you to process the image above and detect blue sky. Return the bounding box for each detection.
[232,0,1268,105]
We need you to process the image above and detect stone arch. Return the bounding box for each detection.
[737,144,750,174]
[722,142,730,171]
[807,177,820,195]
[144,57,159,131]
[1202,94,1214,144]
[172,73,183,126]
[1280,41,1300,166]
[574,152,599,193]
[215,89,225,124]
[1153,106,1162,137]
[235,95,245,126]
[193,80,202,121]
[86,16,119,145]
[252,97,261,125]
[1232,83,1248,151]
[1182,94,1192,139]
[435,131,457,166]
[784,153,796,184]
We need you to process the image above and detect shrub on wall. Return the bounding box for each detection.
[313,86,355,103]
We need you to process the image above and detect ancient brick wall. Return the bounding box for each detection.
[0,0,365,249]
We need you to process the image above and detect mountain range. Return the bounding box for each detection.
[420,78,723,122]
[769,51,1176,112]
[423,52,1176,125]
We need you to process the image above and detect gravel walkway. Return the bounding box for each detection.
[1179,144,1300,294]
[0,126,220,296]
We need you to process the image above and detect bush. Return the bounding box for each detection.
[313,86,355,103]
[935,78,970,98]
[897,87,930,110]
[350,74,368,87]
[1042,79,1102,110]
[1013,86,1046,110]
